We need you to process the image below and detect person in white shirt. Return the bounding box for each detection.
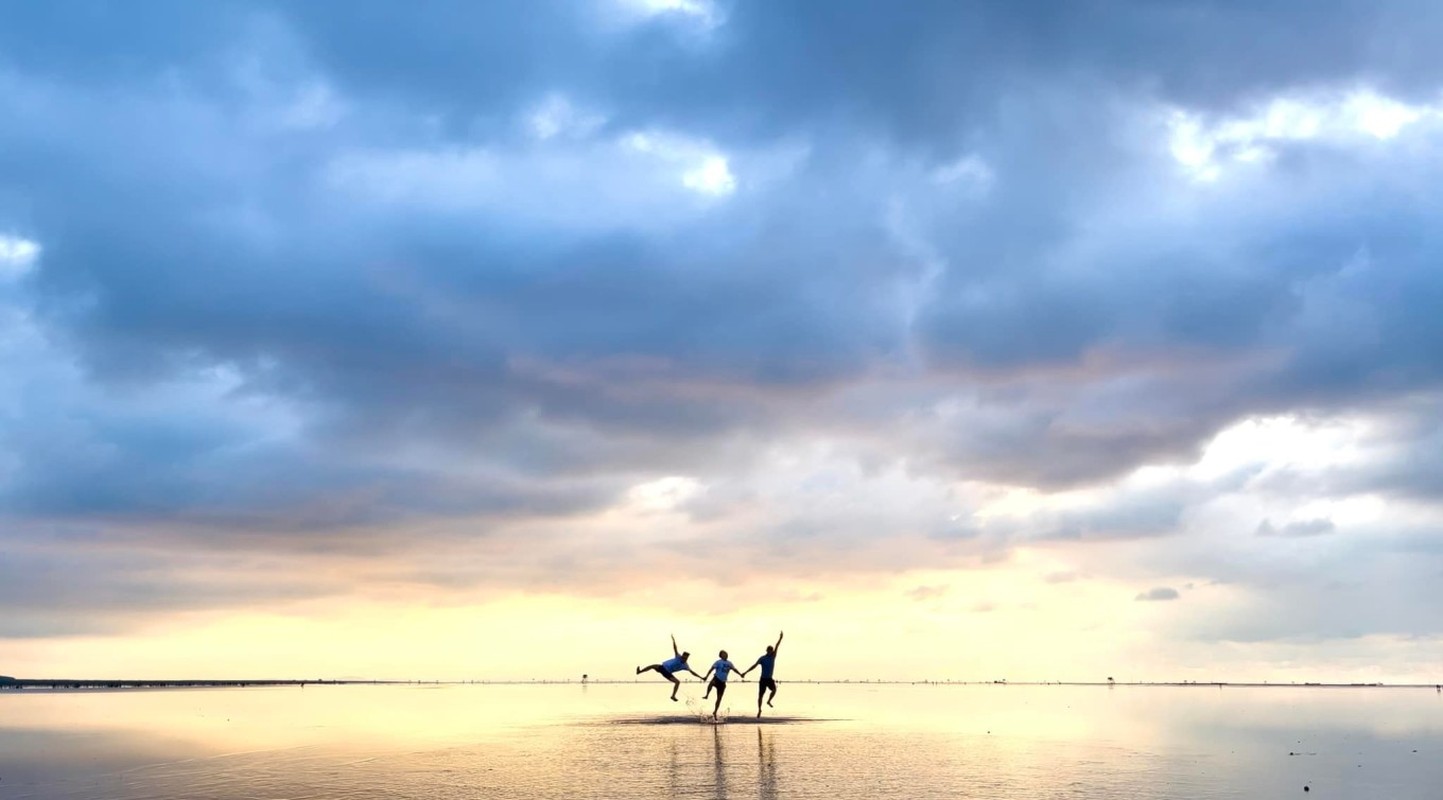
[700,649,745,719]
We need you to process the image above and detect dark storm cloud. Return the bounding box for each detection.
[4,0,1443,639]
[271,0,1443,148]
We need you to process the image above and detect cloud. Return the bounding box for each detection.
[1167,89,1443,182]
[0,234,39,279]
[3,0,1443,662]
[1256,517,1338,538]
[0,534,342,638]
[905,584,948,601]
[1135,587,1180,602]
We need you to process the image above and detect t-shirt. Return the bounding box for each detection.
[711,659,736,682]
[756,652,776,678]
[661,656,687,673]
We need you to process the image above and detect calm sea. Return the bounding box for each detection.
[2,682,1440,798]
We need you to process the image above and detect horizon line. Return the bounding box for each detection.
[3,677,1439,689]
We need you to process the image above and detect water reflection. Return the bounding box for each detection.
[711,726,728,799]
[668,737,686,799]
[1,684,1440,799]
[757,728,777,800]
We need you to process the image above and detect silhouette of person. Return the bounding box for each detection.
[637,634,704,701]
[701,649,744,719]
[741,631,783,717]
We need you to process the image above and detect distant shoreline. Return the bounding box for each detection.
[2,678,1438,691]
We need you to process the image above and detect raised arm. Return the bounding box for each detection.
[774,631,784,654]
[671,634,680,658]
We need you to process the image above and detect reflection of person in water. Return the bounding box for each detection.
[636,634,704,701]
[741,631,783,717]
[757,729,778,800]
[711,725,727,799]
[701,650,743,719]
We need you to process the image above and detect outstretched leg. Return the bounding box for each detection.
[765,678,777,708]
[712,680,726,719]
[638,665,681,701]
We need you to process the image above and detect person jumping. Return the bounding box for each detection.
[700,649,744,719]
[636,634,703,701]
[741,631,783,717]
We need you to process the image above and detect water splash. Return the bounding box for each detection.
[684,695,730,724]
[683,696,709,723]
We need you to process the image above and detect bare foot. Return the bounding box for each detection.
[671,694,679,702]
[766,699,774,707]
[635,667,641,674]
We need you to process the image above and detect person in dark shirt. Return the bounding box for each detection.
[636,634,703,701]
[741,631,783,717]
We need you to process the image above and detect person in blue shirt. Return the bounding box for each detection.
[636,634,704,701]
[700,649,745,719]
[741,631,783,718]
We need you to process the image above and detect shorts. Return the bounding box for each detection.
[709,677,728,694]
[657,667,675,680]
[758,676,777,693]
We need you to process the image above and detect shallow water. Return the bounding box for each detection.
[2,683,1440,798]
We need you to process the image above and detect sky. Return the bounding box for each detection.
[3,0,1443,683]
